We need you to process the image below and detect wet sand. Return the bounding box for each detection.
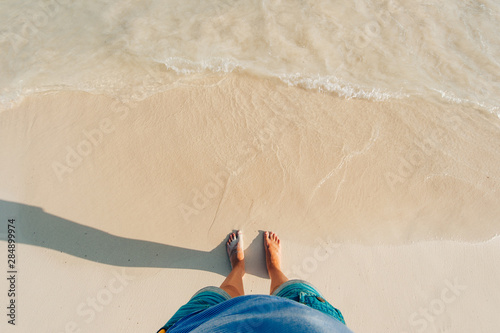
[1,73,499,332]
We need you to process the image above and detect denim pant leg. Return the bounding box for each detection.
[158,286,231,332]
[272,279,346,324]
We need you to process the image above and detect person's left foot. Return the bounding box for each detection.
[227,230,245,270]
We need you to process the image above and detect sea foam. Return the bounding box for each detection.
[1,0,499,114]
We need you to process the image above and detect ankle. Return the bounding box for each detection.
[267,266,283,278]
[232,261,245,272]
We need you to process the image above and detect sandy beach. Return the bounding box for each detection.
[1,73,499,332]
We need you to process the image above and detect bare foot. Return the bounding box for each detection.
[264,231,282,275]
[227,231,244,269]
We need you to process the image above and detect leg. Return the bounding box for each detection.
[264,231,289,294]
[219,231,245,298]
[157,287,231,332]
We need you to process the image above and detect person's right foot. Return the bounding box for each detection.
[227,230,245,270]
[264,231,282,275]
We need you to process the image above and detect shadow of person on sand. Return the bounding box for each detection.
[0,199,267,278]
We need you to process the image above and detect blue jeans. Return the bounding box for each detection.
[158,280,345,332]
[271,279,345,324]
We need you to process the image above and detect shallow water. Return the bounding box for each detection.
[1,0,499,114]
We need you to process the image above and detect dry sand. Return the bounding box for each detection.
[1,73,499,332]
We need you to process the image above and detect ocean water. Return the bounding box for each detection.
[1,0,499,114]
